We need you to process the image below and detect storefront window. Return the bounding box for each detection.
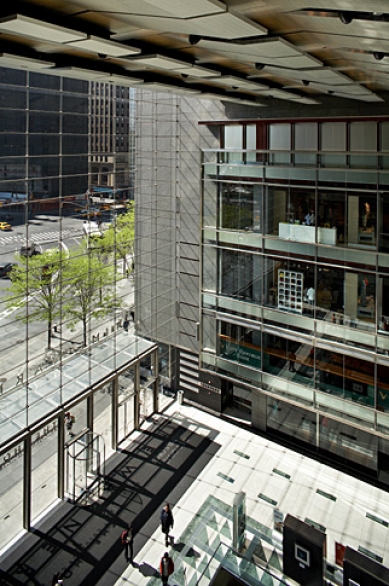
[220,249,254,301]
[220,183,256,231]
[219,322,261,370]
[263,333,314,388]
[315,348,375,407]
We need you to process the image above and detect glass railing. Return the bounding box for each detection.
[202,149,389,173]
[196,540,295,586]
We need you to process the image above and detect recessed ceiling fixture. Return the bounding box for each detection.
[339,11,353,24]
[189,35,202,46]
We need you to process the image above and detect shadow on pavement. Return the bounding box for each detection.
[0,414,220,586]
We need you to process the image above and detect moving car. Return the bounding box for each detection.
[0,262,17,278]
[0,221,12,231]
[82,220,104,238]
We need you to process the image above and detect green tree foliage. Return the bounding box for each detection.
[6,249,64,349]
[62,250,117,347]
[101,204,135,276]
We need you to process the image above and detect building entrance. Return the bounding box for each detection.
[140,385,154,423]
[118,394,135,443]
[65,430,105,505]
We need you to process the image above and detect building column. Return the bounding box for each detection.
[344,272,359,320]
[23,435,31,530]
[111,377,118,451]
[58,412,65,500]
[87,394,94,433]
[152,350,159,414]
[134,362,140,430]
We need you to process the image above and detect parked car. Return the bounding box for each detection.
[0,221,12,231]
[0,262,17,278]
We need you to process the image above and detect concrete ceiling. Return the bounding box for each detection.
[1,0,389,106]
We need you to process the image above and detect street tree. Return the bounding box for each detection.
[101,204,135,276]
[63,249,118,347]
[6,249,65,349]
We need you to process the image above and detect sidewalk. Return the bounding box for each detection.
[1,402,389,585]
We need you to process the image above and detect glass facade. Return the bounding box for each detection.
[0,68,163,549]
[201,118,389,483]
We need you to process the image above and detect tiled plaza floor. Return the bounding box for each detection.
[1,401,388,585]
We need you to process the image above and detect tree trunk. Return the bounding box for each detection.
[82,317,87,347]
[47,319,52,349]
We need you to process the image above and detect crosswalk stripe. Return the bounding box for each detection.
[0,229,83,245]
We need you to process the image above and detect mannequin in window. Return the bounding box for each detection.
[362,202,370,230]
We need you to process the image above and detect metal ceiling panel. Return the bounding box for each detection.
[96,73,144,85]
[141,0,226,19]
[251,66,355,87]
[174,65,221,77]
[141,82,200,95]
[65,35,140,57]
[198,37,302,58]
[0,53,55,70]
[190,10,267,39]
[0,14,86,44]
[0,0,387,105]
[206,75,269,90]
[291,96,321,105]
[109,16,214,37]
[336,92,384,102]
[127,54,190,70]
[194,90,264,106]
[48,66,107,79]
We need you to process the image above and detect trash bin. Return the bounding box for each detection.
[177,390,184,405]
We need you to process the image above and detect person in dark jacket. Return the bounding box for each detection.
[159,551,174,584]
[160,503,174,547]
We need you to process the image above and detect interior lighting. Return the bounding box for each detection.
[189,35,202,46]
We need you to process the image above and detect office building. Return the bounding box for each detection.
[1,0,389,557]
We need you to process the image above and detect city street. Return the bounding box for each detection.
[0,212,134,391]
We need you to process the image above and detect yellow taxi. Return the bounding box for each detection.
[0,221,12,231]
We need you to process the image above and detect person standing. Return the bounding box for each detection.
[51,572,64,585]
[64,412,75,437]
[159,552,174,585]
[121,524,134,564]
[160,503,174,547]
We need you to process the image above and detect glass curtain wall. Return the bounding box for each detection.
[201,116,389,480]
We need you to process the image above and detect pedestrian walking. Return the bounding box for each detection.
[159,551,174,584]
[160,503,174,547]
[64,412,75,436]
[121,524,134,564]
